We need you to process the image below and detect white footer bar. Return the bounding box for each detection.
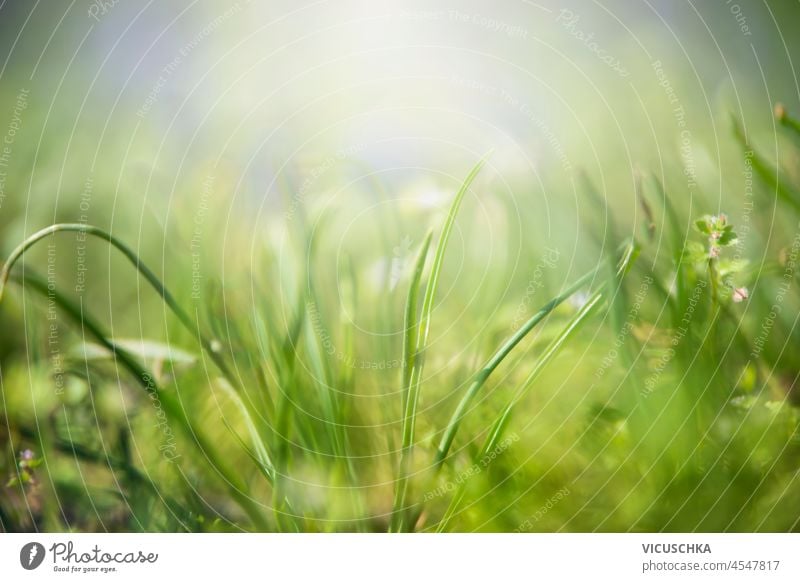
[1,533,797,581]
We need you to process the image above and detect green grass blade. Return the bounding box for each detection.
[775,103,800,137]
[432,290,607,533]
[432,271,594,469]
[433,242,635,470]
[429,244,636,531]
[389,232,432,532]
[391,153,491,532]
[270,303,306,532]
[217,379,276,482]
[484,293,605,454]
[0,224,238,387]
[434,479,470,533]
[9,271,270,530]
[478,241,637,459]
[731,116,800,213]
[401,231,433,407]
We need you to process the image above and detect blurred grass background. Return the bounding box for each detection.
[1,0,799,532]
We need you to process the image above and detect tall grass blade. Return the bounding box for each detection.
[217,379,276,481]
[428,243,635,531]
[9,271,270,530]
[731,117,800,213]
[401,231,433,407]
[388,232,432,532]
[433,242,635,470]
[391,153,491,531]
[270,303,306,532]
[0,224,239,387]
[433,292,605,531]
[483,243,637,456]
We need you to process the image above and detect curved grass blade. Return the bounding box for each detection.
[481,244,637,457]
[647,174,687,322]
[401,231,433,407]
[731,116,800,213]
[391,153,491,532]
[430,244,636,531]
[10,271,270,530]
[217,379,276,482]
[429,292,605,532]
[485,295,604,452]
[433,242,635,470]
[389,232,432,532]
[432,293,606,532]
[0,223,238,387]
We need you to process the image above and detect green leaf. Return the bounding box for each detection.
[694,218,711,234]
[21,457,42,470]
[718,259,748,277]
[683,241,708,264]
[73,340,197,366]
[718,229,738,246]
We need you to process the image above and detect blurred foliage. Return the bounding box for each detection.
[1,0,800,532]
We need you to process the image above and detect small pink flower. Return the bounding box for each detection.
[732,287,749,303]
[709,246,721,259]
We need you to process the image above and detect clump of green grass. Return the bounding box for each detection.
[3,108,800,532]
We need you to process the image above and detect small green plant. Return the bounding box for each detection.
[6,449,41,488]
[687,213,748,303]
